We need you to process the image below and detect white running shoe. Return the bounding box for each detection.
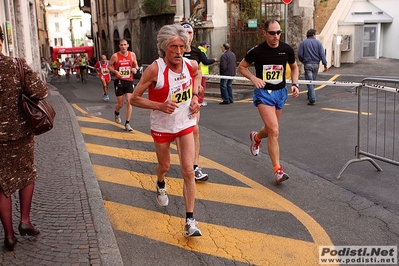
[194,167,208,182]
[125,123,133,132]
[156,183,169,207]
[103,94,109,101]
[200,101,208,107]
[249,131,261,156]
[275,168,290,184]
[115,113,121,124]
[184,218,202,237]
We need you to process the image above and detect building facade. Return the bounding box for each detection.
[36,0,51,61]
[46,0,92,60]
[87,0,315,70]
[4,0,394,76]
[1,0,42,72]
[320,0,399,68]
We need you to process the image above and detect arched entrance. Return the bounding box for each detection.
[101,30,108,56]
[123,29,131,51]
[113,30,120,53]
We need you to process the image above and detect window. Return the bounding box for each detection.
[55,22,60,32]
[54,38,63,46]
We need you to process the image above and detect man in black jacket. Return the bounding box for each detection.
[219,43,236,104]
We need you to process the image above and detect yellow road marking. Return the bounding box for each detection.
[297,74,340,96]
[322,108,371,115]
[74,104,337,265]
[72,103,89,115]
[86,142,333,246]
[93,165,286,211]
[80,127,154,142]
[105,200,318,265]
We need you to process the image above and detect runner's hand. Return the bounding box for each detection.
[160,100,179,114]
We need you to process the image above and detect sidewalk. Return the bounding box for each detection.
[0,85,123,265]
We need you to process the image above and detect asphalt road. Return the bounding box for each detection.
[51,59,399,265]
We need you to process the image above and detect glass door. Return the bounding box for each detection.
[362,24,377,58]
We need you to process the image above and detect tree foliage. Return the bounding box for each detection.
[240,0,260,22]
[143,0,172,15]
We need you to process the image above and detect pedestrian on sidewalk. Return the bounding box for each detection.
[298,28,328,105]
[219,43,236,104]
[237,19,300,184]
[198,41,219,107]
[130,24,202,237]
[181,22,209,182]
[0,26,44,251]
[40,56,51,84]
[94,55,111,101]
[108,39,139,132]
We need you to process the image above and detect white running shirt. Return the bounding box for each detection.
[148,58,197,133]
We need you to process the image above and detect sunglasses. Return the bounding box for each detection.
[267,30,282,35]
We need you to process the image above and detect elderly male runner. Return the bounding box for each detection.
[130,24,202,237]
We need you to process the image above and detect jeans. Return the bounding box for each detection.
[220,78,233,103]
[304,63,320,102]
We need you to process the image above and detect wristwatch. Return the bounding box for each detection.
[292,83,299,88]
[192,92,199,97]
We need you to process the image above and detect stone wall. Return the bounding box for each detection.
[288,0,317,73]
[11,0,41,73]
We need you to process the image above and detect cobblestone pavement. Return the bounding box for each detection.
[0,87,122,265]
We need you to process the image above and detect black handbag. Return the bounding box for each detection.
[16,58,56,135]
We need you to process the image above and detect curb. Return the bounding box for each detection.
[48,84,124,266]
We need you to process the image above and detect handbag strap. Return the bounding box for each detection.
[15,58,25,93]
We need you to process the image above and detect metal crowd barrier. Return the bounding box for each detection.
[337,78,399,179]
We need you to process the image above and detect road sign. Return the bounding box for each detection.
[282,0,292,4]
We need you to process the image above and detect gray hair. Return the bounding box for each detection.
[157,24,189,58]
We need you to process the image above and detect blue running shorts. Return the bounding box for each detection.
[253,87,288,110]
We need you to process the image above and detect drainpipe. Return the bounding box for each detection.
[105,0,110,55]
[284,4,288,42]
[183,0,185,20]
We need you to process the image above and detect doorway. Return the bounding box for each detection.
[362,24,377,58]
